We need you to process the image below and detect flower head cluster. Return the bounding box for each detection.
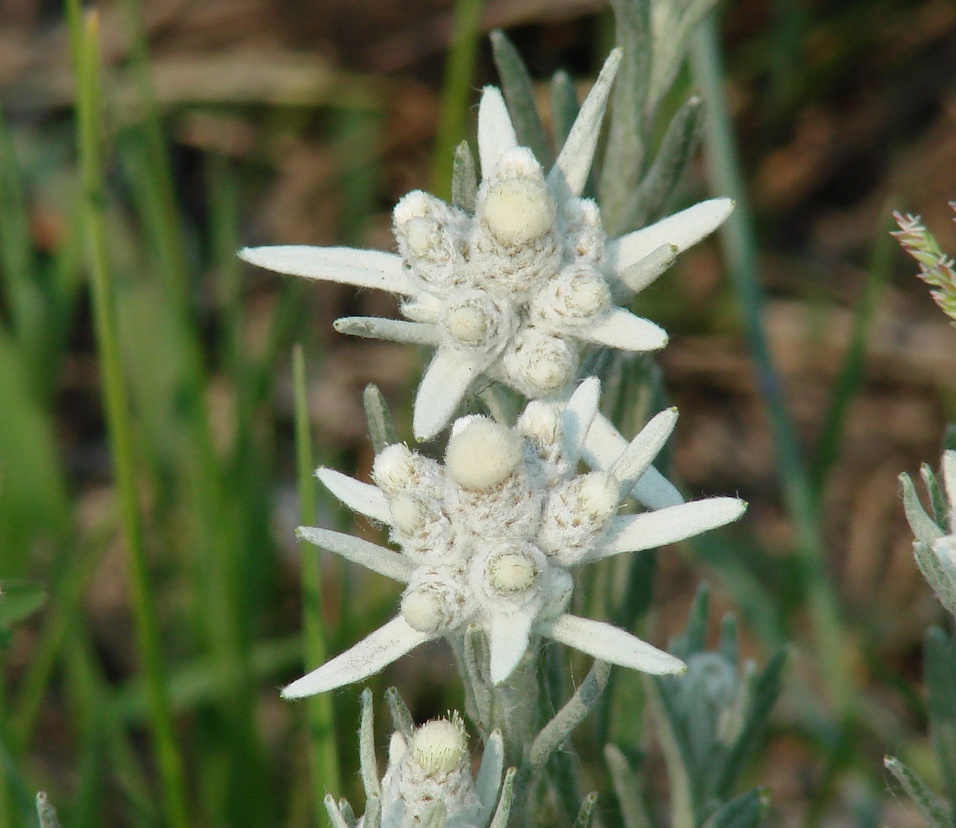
[241,50,733,440]
[901,450,956,618]
[283,379,746,698]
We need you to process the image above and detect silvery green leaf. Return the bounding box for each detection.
[462,624,493,728]
[338,798,358,828]
[487,767,517,828]
[608,406,678,501]
[418,800,447,828]
[364,794,382,828]
[360,688,382,798]
[475,730,505,820]
[316,467,392,524]
[914,540,956,618]
[452,141,478,213]
[325,795,352,828]
[611,95,705,235]
[490,30,551,166]
[615,243,677,295]
[719,613,739,667]
[296,526,414,583]
[943,449,956,527]
[884,757,950,828]
[550,70,579,151]
[599,0,650,225]
[604,745,652,828]
[700,788,769,828]
[920,463,947,528]
[385,686,415,741]
[574,792,599,828]
[900,472,945,543]
[648,0,721,113]
[364,384,398,455]
[529,659,611,770]
[334,317,441,346]
[924,628,956,807]
[477,87,518,178]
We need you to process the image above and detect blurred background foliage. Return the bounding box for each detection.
[1,0,956,825]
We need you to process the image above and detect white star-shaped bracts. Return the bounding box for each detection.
[282,379,747,698]
[240,50,734,441]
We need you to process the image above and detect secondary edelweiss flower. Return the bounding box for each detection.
[282,378,746,698]
[241,50,733,440]
[901,450,956,618]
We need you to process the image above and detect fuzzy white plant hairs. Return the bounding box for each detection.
[241,49,733,440]
[283,379,745,698]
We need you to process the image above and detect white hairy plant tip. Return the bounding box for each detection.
[444,303,488,344]
[410,717,469,776]
[445,418,523,490]
[482,176,556,246]
[373,443,417,493]
[487,551,537,592]
[542,266,610,320]
[502,328,576,397]
[290,385,747,695]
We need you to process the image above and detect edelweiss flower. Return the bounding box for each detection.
[241,50,733,440]
[901,450,956,618]
[282,378,746,698]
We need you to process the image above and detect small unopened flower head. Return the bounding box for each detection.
[390,493,426,534]
[532,264,610,325]
[577,472,620,519]
[373,444,441,496]
[488,550,538,593]
[562,198,605,262]
[440,291,515,352]
[480,152,556,247]
[401,570,470,634]
[537,472,619,564]
[501,328,576,398]
[445,418,523,490]
[393,191,467,294]
[471,544,551,614]
[410,715,469,776]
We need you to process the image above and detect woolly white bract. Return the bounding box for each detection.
[241,50,733,440]
[282,379,746,698]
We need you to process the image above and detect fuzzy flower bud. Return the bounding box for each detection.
[501,328,576,398]
[440,291,514,353]
[410,716,469,776]
[446,418,523,490]
[488,551,538,593]
[389,493,426,534]
[373,444,442,497]
[532,264,609,326]
[401,571,469,634]
[538,472,619,565]
[483,178,555,247]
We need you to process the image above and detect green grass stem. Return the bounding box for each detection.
[690,13,854,716]
[293,345,342,815]
[65,8,190,826]
[431,0,485,198]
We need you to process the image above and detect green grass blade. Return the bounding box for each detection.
[690,11,853,716]
[293,345,342,811]
[811,209,894,494]
[430,0,484,198]
[65,8,189,826]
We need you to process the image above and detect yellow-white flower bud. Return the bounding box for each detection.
[444,304,488,345]
[445,419,523,490]
[390,493,426,534]
[503,329,576,398]
[410,717,469,776]
[577,472,619,519]
[373,444,417,493]
[401,589,445,633]
[487,551,537,593]
[404,216,440,257]
[483,177,556,247]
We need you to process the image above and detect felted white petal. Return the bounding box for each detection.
[606,198,734,274]
[240,246,415,296]
[478,87,519,179]
[560,377,601,467]
[548,49,623,202]
[475,730,505,819]
[296,526,415,582]
[577,308,668,352]
[608,407,678,501]
[583,413,684,508]
[282,616,434,698]
[488,612,534,684]
[316,467,392,524]
[615,243,677,294]
[413,348,492,441]
[334,316,441,346]
[600,497,747,557]
[541,614,685,675]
